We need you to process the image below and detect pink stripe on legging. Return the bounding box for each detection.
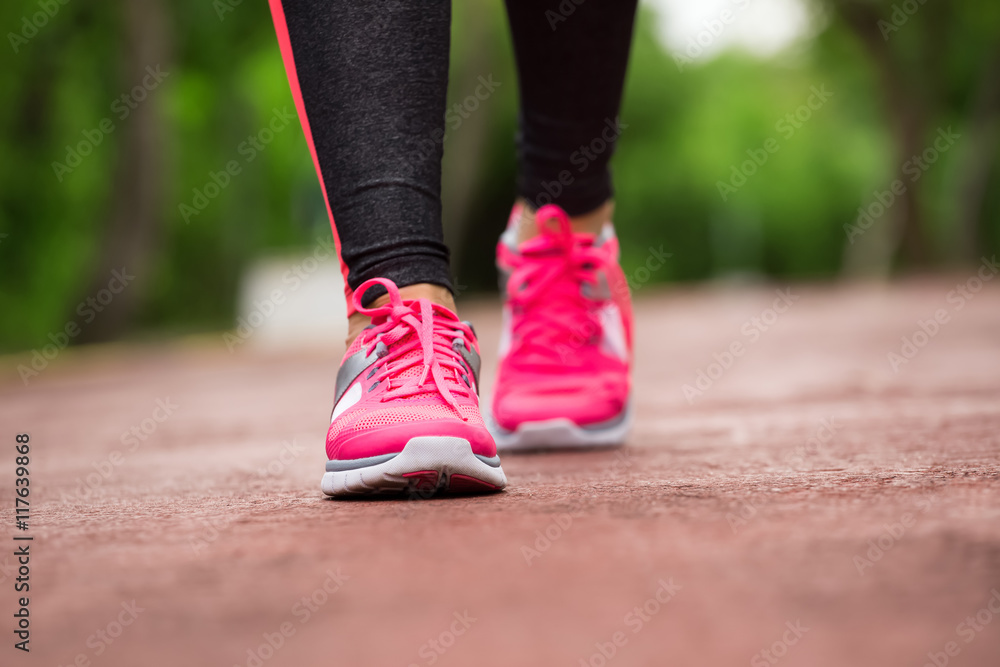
[268,0,356,315]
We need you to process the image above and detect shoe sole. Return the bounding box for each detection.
[486,402,633,452]
[321,436,507,498]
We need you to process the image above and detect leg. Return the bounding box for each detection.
[269,1,506,495]
[503,0,639,241]
[269,0,455,342]
[489,0,638,448]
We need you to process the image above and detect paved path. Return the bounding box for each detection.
[2,277,999,667]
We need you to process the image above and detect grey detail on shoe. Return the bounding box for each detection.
[490,405,630,436]
[498,217,519,299]
[475,454,503,468]
[581,270,611,300]
[497,265,512,300]
[452,339,481,387]
[461,320,478,341]
[581,407,631,431]
[334,341,388,405]
[487,401,634,451]
[325,453,398,472]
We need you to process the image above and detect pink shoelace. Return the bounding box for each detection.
[355,278,476,420]
[499,206,607,359]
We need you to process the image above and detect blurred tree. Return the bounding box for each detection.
[77,0,169,342]
[1,0,998,354]
[828,0,1000,270]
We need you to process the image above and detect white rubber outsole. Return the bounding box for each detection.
[486,403,633,452]
[321,436,507,497]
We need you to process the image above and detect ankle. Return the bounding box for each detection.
[345,283,456,348]
[516,199,614,245]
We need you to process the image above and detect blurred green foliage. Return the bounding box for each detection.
[0,0,997,352]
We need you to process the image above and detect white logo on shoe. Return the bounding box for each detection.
[331,382,363,422]
[599,303,628,362]
[498,305,513,358]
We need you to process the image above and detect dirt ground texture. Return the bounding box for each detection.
[1,276,999,667]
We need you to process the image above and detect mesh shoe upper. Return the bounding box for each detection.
[327,278,496,461]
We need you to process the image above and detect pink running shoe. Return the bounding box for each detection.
[322,278,506,496]
[488,204,634,450]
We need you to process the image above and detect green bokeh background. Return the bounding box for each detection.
[1,0,998,352]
